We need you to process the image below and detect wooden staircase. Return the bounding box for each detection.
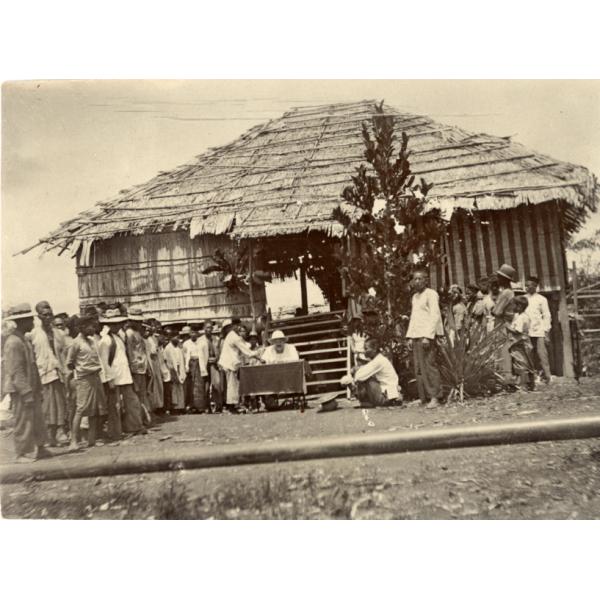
[270,310,349,401]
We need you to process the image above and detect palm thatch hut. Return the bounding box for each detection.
[30,100,598,376]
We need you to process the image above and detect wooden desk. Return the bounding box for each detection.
[239,361,306,410]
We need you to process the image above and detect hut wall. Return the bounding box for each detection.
[430,201,565,292]
[430,200,573,377]
[76,232,266,324]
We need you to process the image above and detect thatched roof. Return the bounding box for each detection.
[32,99,598,257]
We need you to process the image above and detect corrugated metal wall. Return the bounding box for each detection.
[430,202,567,292]
[76,232,266,323]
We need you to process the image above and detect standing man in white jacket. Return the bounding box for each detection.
[406,270,444,408]
[525,275,552,383]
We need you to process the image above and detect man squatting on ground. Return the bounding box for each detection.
[341,338,400,407]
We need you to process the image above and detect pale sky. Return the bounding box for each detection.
[2,80,599,315]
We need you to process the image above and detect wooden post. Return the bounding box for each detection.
[248,239,256,323]
[299,261,308,315]
[572,261,579,315]
[557,223,575,378]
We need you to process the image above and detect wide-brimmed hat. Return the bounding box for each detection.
[5,303,35,321]
[317,391,342,413]
[496,263,517,282]
[99,308,128,324]
[180,325,192,335]
[127,308,144,321]
[269,330,288,343]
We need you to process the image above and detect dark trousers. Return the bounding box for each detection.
[103,383,123,440]
[356,378,386,406]
[163,381,173,412]
[12,393,47,456]
[119,384,144,433]
[412,338,441,401]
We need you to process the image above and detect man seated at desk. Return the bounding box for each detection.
[340,338,401,408]
[262,330,299,364]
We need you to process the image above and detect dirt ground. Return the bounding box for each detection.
[1,377,599,519]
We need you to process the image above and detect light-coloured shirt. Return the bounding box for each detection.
[406,288,443,339]
[195,335,214,376]
[525,292,551,337]
[182,339,202,373]
[262,343,300,364]
[164,343,186,384]
[354,353,400,400]
[98,332,133,386]
[29,325,66,385]
[218,330,257,372]
[66,334,102,380]
[511,312,530,335]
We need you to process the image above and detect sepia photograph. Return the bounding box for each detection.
[1,79,599,520]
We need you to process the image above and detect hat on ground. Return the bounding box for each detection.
[269,330,288,343]
[127,307,145,321]
[180,325,192,335]
[496,264,517,282]
[99,308,128,324]
[6,303,35,321]
[317,391,342,413]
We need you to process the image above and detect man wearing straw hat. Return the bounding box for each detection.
[492,263,518,384]
[197,320,224,412]
[262,330,299,364]
[3,303,52,462]
[98,307,146,436]
[125,308,151,425]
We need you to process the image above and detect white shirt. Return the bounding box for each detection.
[195,336,211,376]
[406,288,443,339]
[218,330,256,372]
[98,332,133,387]
[164,343,186,384]
[525,292,551,337]
[262,343,300,364]
[182,338,201,373]
[354,353,400,400]
[511,312,531,334]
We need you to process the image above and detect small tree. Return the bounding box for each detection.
[333,102,446,361]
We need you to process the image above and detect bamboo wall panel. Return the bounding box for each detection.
[76,232,266,323]
[434,202,565,292]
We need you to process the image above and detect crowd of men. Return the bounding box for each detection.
[2,262,553,462]
[1,299,302,462]
[341,263,553,408]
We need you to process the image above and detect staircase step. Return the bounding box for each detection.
[294,337,346,348]
[274,319,341,332]
[308,357,348,364]
[311,367,347,375]
[286,328,342,340]
[271,310,344,326]
[299,348,347,357]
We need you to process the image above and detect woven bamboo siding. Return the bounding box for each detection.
[76,232,266,323]
[432,202,565,291]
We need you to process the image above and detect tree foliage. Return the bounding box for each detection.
[333,103,446,355]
